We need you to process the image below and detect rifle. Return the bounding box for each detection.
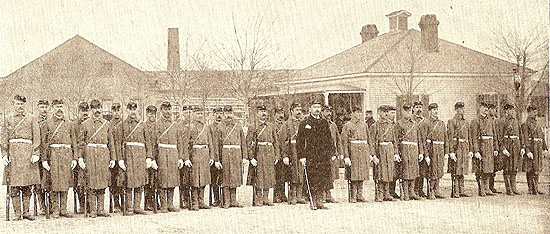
[33,185,38,216]
[4,112,11,221]
[303,165,315,210]
[73,172,77,214]
[45,190,50,219]
[121,109,127,216]
[152,169,158,214]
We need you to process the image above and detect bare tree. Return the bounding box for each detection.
[212,13,286,123]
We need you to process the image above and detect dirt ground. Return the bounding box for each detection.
[1,169,549,234]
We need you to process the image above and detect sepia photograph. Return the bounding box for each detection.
[0,0,549,233]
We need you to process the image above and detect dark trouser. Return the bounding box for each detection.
[88,189,106,214]
[526,171,543,195]
[274,164,288,203]
[50,191,72,216]
[9,186,33,219]
[159,187,176,211]
[414,177,426,197]
[36,185,50,215]
[288,183,305,204]
[349,180,365,202]
[124,187,144,212]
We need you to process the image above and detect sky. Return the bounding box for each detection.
[0,0,547,77]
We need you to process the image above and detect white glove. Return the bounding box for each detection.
[444,154,449,160]
[3,156,10,166]
[242,159,249,165]
[109,160,116,168]
[299,158,306,166]
[30,155,40,163]
[283,157,289,165]
[71,160,77,170]
[503,149,510,157]
[152,160,159,170]
[543,150,549,158]
[178,159,184,169]
[251,158,258,167]
[475,152,482,160]
[344,157,352,166]
[521,148,525,156]
[78,158,86,169]
[209,159,214,166]
[118,160,126,171]
[42,161,50,171]
[331,156,337,161]
[418,154,424,162]
[274,159,279,165]
[425,157,431,165]
[184,159,192,167]
[372,155,379,165]
[394,154,401,163]
[450,153,457,162]
[338,155,344,160]
[493,151,499,157]
[146,158,153,169]
[469,152,474,158]
[215,161,223,170]
[527,152,534,159]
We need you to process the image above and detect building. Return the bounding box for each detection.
[275,10,545,122]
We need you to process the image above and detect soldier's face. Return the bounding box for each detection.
[389,110,396,120]
[528,110,537,118]
[489,108,497,116]
[224,111,234,120]
[79,110,89,120]
[430,108,439,118]
[506,109,516,117]
[480,107,488,116]
[413,105,423,115]
[161,108,171,119]
[352,111,363,121]
[13,100,25,114]
[402,109,412,118]
[322,109,331,119]
[194,111,204,120]
[128,108,138,118]
[53,104,64,115]
[172,109,180,119]
[92,107,102,118]
[292,107,302,119]
[275,112,284,121]
[310,104,322,116]
[112,109,121,119]
[215,112,223,122]
[38,104,49,115]
[258,110,267,121]
[456,107,465,115]
[146,112,156,122]
[365,112,372,119]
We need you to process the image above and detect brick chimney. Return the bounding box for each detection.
[360,24,379,43]
[386,10,411,31]
[418,14,439,52]
[167,28,180,72]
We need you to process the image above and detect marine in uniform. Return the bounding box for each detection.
[521,106,548,195]
[419,103,447,200]
[388,106,401,199]
[412,101,428,197]
[2,95,41,221]
[296,100,335,209]
[118,101,149,214]
[37,100,51,216]
[184,106,216,210]
[488,104,502,194]
[396,103,422,201]
[446,102,472,198]
[77,99,115,218]
[41,99,76,218]
[143,105,159,211]
[322,105,343,203]
[246,104,280,206]
[498,103,522,196]
[110,102,124,212]
[73,102,89,214]
[470,102,499,197]
[179,105,192,209]
[218,105,247,208]
[273,106,289,203]
[341,106,373,203]
[153,100,183,212]
[210,107,224,207]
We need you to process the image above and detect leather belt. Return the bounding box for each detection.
[50,144,72,149]
[193,145,208,149]
[379,142,393,146]
[481,136,493,140]
[290,140,297,144]
[125,142,145,147]
[350,140,368,144]
[531,138,543,142]
[453,138,468,143]
[158,143,177,149]
[9,138,32,144]
[257,142,273,146]
[426,140,444,145]
[401,141,418,146]
[87,143,107,148]
[223,145,241,149]
[504,136,519,140]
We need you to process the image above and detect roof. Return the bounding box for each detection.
[291,29,524,82]
[385,10,412,17]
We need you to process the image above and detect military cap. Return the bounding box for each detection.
[290,103,302,109]
[52,99,63,105]
[37,100,49,106]
[257,104,267,111]
[503,103,515,110]
[378,105,388,112]
[428,103,438,110]
[527,106,537,112]
[14,95,26,103]
[193,106,203,112]
[127,101,138,110]
[89,99,102,109]
[213,107,223,113]
[111,103,122,111]
[311,99,323,106]
[274,106,284,113]
[146,105,157,113]
[351,106,362,113]
[223,105,233,112]
[389,105,397,111]
[366,110,373,114]
[454,102,465,110]
[402,103,412,111]
[160,100,171,109]
[78,102,89,111]
[182,105,191,111]
[479,102,489,108]
[413,101,423,107]
[487,103,496,109]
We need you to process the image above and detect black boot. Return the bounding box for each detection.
[458,176,470,197]
[229,188,242,208]
[504,174,512,196]
[349,182,357,203]
[22,194,36,221]
[222,187,230,209]
[534,174,545,195]
[510,173,521,195]
[12,194,22,221]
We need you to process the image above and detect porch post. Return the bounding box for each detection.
[323,92,330,106]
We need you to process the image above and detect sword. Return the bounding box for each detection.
[303,165,316,210]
